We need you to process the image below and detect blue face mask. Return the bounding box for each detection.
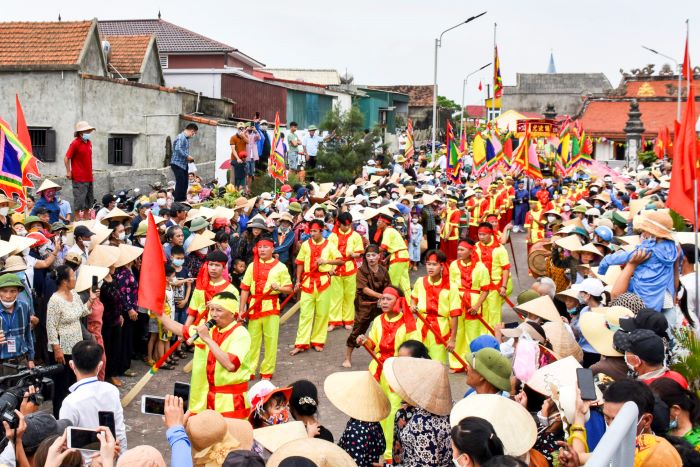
[81,133,91,142]
[285,192,292,199]
[417,204,424,209]
[172,258,185,267]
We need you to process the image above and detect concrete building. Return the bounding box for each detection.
[0,19,235,203]
[501,72,612,117]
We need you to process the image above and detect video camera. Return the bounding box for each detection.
[0,364,62,430]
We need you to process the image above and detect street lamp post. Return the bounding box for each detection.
[431,11,487,164]
[641,45,681,121]
[460,62,491,139]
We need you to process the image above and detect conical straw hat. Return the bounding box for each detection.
[592,265,622,286]
[449,394,536,457]
[383,357,452,416]
[514,295,561,323]
[324,371,390,422]
[267,438,357,467]
[526,356,581,397]
[186,233,215,254]
[574,242,604,257]
[8,235,37,256]
[543,321,583,362]
[87,245,121,268]
[579,311,622,357]
[100,207,131,225]
[36,179,61,193]
[88,229,113,252]
[591,306,634,327]
[252,421,307,453]
[75,265,109,293]
[114,244,143,268]
[0,240,16,259]
[554,234,582,252]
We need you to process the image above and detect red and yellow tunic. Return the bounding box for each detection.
[467,197,485,227]
[295,238,341,293]
[328,230,364,276]
[366,312,419,381]
[474,238,511,292]
[183,321,252,418]
[411,275,461,342]
[440,208,461,241]
[525,209,545,244]
[240,259,292,319]
[448,259,491,319]
[379,226,409,264]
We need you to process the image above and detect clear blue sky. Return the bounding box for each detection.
[4,0,699,107]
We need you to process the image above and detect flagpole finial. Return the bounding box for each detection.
[58,13,61,21]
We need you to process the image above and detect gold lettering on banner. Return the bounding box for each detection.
[637,83,655,97]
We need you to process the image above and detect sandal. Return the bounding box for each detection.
[167,358,178,365]
[177,350,188,359]
[144,357,156,366]
[123,369,137,377]
[161,363,175,370]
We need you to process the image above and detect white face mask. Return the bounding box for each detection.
[118,232,126,241]
[0,299,16,309]
[547,215,557,223]
[15,227,26,236]
[0,207,9,217]
[82,240,91,250]
[156,198,166,206]
[139,238,147,247]
[563,205,571,212]
[199,247,208,255]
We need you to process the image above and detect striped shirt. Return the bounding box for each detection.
[0,301,34,360]
[171,132,190,170]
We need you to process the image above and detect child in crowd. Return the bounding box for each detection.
[230,258,246,290]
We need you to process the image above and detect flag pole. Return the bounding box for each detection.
[492,23,497,123]
[687,19,699,325]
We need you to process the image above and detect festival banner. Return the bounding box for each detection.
[494,46,503,99]
[405,119,415,160]
[0,117,39,206]
[472,133,486,176]
[445,120,461,182]
[268,112,287,182]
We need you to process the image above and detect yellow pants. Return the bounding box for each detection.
[329,274,357,326]
[294,287,331,349]
[379,374,402,461]
[482,291,504,327]
[388,261,411,297]
[418,316,449,365]
[448,317,488,370]
[247,315,279,378]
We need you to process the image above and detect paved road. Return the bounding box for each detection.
[115,231,534,454]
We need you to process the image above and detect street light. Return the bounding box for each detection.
[460,62,491,138]
[431,11,487,164]
[641,45,681,121]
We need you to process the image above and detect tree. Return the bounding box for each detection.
[437,95,461,111]
[311,105,378,183]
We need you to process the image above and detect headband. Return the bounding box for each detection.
[256,239,274,247]
[309,219,325,230]
[209,295,237,314]
[478,226,493,235]
[458,241,472,249]
[381,287,416,332]
[425,252,445,263]
[377,213,393,223]
[383,287,401,298]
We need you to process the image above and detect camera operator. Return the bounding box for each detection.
[0,274,34,376]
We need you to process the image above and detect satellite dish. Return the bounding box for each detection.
[101,41,111,62]
[340,72,354,85]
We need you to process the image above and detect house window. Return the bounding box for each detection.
[108,136,134,166]
[28,128,56,162]
[159,54,168,69]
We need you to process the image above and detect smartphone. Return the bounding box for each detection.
[92,276,98,293]
[98,411,116,439]
[174,382,190,411]
[576,368,597,401]
[141,395,166,415]
[66,427,100,451]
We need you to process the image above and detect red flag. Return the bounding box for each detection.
[682,36,692,80]
[137,212,167,315]
[667,44,698,223]
[478,81,483,91]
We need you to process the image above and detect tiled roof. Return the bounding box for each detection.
[578,100,683,138]
[103,35,153,76]
[99,19,233,53]
[262,68,340,86]
[0,20,93,69]
[464,105,486,118]
[367,85,434,107]
[509,73,612,95]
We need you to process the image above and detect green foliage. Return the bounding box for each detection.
[671,327,700,394]
[202,191,240,208]
[394,114,406,130]
[437,95,460,111]
[670,210,692,232]
[312,105,377,184]
[637,150,658,167]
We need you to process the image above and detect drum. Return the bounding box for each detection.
[528,240,551,278]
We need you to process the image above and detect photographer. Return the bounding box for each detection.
[0,274,34,376]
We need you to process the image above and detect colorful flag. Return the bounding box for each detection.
[0,119,37,205]
[494,46,503,99]
[502,137,513,169]
[667,37,698,223]
[472,133,486,176]
[14,97,40,189]
[268,112,287,182]
[446,120,461,182]
[404,119,415,161]
[478,80,483,91]
[558,130,571,176]
[511,135,528,171]
[654,127,670,159]
[526,139,543,180]
[137,212,166,315]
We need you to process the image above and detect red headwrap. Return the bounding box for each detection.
[458,240,472,250]
[382,287,417,332]
[477,226,494,235]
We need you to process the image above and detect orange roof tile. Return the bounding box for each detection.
[0,20,93,69]
[578,100,682,138]
[103,35,152,76]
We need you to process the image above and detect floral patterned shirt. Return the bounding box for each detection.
[115,267,137,317]
[399,407,452,467]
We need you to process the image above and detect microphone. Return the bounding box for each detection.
[186,319,216,345]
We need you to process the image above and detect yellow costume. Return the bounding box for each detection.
[294,238,341,349]
[241,258,292,379]
[411,275,460,363]
[474,238,512,327]
[328,229,364,327]
[379,226,411,297]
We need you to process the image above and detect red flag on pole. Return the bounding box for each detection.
[137,212,167,315]
[667,41,698,223]
[682,36,692,80]
[478,81,483,91]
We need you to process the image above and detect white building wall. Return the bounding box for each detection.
[594,141,614,162]
[164,71,222,98]
[215,126,237,185]
[325,90,353,113]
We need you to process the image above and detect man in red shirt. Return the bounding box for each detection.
[64,121,95,221]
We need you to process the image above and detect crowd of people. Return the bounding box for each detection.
[0,117,697,467]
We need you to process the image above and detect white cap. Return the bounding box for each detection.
[571,278,605,297]
[367,160,377,166]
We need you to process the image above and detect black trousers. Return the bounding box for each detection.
[102,323,122,378]
[49,353,76,419]
[171,164,188,202]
